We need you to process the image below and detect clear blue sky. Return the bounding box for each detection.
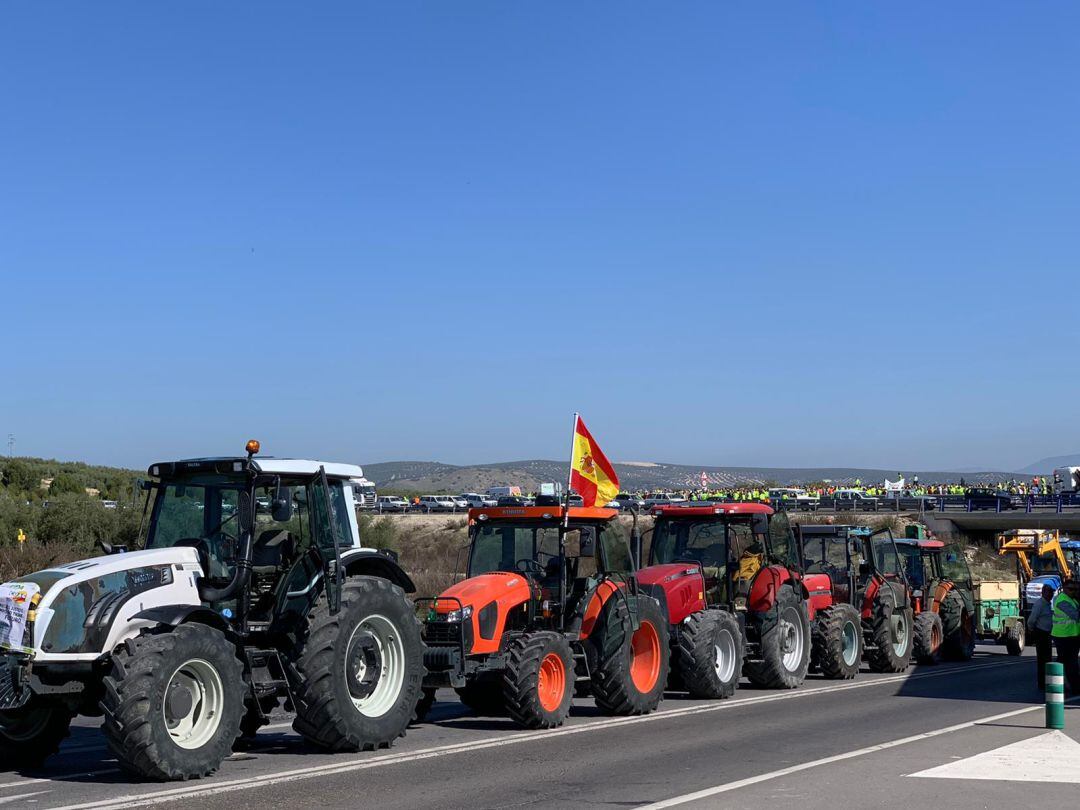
[3,2,1078,473]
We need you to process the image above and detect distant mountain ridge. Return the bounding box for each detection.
[1018,454,1080,475]
[362,459,1020,493]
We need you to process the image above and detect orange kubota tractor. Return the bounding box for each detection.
[417,505,670,729]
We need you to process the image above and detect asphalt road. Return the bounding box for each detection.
[0,646,1069,810]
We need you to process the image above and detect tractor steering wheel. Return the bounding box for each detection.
[516,559,546,577]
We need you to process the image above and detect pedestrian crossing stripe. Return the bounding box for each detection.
[909,730,1080,784]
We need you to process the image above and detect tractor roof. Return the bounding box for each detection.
[651,503,774,518]
[894,538,945,549]
[469,506,618,522]
[148,457,365,481]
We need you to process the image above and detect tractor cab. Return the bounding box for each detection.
[455,506,634,634]
[893,538,972,611]
[645,503,801,609]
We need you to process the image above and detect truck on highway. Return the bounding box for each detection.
[1055,466,1080,493]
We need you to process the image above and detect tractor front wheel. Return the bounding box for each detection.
[101,623,245,780]
[291,576,424,752]
[503,632,574,728]
[0,704,72,770]
[676,610,743,699]
[913,611,943,665]
[940,592,976,661]
[866,603,913,673]
[591,595,669,715]
[745,585,811,688]
[813,603,862,680]
[1004,623,1025,656]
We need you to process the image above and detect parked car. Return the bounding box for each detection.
[830,489,880,512]
[615,492,645,511]
[376,495,410,513]
[768,488,819,512]
[644,493,687,507]
[496,495,531,507]
[459,492,498,508]
[417,495,460,513]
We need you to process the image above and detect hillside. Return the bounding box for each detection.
[1018,454,1080,475]
[363,459,1018,493]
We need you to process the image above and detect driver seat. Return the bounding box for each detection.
[252,530,294,575]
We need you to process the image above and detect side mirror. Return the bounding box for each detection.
[272,483,294,522]
[238,492,254,532]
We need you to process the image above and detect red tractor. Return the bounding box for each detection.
[417,505,670,729]
[637,503,811,696]
[796,524,915,679]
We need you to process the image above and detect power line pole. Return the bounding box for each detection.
[6,434,13,457]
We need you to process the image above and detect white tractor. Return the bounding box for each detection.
[0,442,425,780]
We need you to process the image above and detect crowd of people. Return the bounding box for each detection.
[642,472,1073,503]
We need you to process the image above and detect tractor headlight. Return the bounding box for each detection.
[444,605,473,623]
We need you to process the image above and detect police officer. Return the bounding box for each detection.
[1052,579,1080,694]
[1028,584,1055,689]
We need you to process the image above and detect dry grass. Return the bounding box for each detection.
[0,540,90,582]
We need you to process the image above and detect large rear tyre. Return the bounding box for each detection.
[591,595,669,715]
[100,623,245,781]
[503,631,574,729]
[0,704,72,770]
[745,585,811,689]
[865,597,913,673]
[676,610,743,699]
[1004,623,1025,656]
[812,603,862,680]
[913,611,944,665]
[291,577,424,752]
[940,591,976,661]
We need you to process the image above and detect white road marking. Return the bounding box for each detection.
[636,701,1072,808]
[0,772,120,791]
[0,791,50,804]
[910,730,1080,783]
[40,658,1025,810]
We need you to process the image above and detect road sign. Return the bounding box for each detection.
[16,529,25,544]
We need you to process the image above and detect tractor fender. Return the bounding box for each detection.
[130,605,231,633]
[747,565,796,615]
[340,548,416,593]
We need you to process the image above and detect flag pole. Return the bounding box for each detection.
[559,412,578,631]
[563,412,579,530]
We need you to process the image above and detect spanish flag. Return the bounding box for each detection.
[569,416,620,508]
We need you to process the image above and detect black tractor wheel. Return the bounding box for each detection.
[591,595,669,715]
[100,623,246,781]
[913,611,944,665]
[812,603,862,680]
[744,584,811,689]
[940,590,976,661]
[502,631,574,728]
[676,610,743,699]
[291,576,424,752]
[455,679,507,716]
[0,704,72,770]
[412,688,437,724]
[865,595,913,673]
[1004,622,1025,656]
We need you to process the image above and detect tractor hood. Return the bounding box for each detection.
[435,572,531,615]
[0,547,204,661]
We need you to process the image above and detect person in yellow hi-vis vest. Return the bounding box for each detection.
[1052,579,1080,694]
